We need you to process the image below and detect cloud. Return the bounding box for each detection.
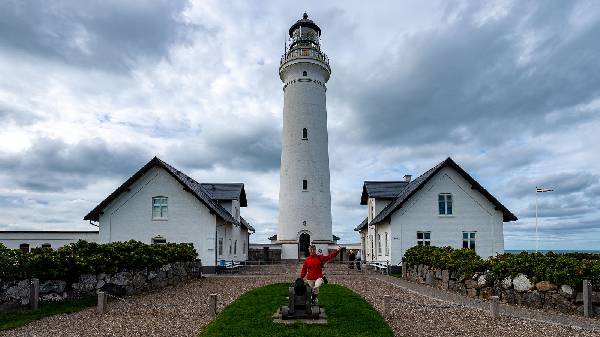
[0,0,197,72]
[0,137,150,191]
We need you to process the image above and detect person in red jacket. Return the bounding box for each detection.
[300,244,344,302]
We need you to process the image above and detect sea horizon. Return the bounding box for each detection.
[505,249,600,254]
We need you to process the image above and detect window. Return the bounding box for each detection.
[152,196,168,219]
[234,240,238,255]
[243,240,246,254]
[302,128,308,139]
[377,234,382,255]
[385,232,389,256]
[41,243,51,249]
[152,236,167,244]
[229,239,232,255]
[463,232,476,250]
[218,238,223,255]
[302,179,308,190]
[302,71,307,76]
[417,231,431,246]
[369,234,374,257]
[19,243,30,253]
[438,194,453,215]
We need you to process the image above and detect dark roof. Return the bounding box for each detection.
[84,157,250,229]
[268,234,277,241]
[354,217,368,231]
[200,183,247,207]
[365,158,518,228]
[240,217,255,233]
[333,235,340,241]
[360,181,409,205]
[288,13,321,37]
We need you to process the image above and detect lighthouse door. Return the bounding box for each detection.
[299,233,310,258]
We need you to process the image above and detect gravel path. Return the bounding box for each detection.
[2,269,599,337]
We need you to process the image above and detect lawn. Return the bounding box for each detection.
[199,283,393,337]
[0,296,96,331]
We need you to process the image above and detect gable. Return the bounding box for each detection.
[367,157,517,227]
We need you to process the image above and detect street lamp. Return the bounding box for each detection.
[535,187,554,253]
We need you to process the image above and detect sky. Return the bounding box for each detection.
[1,0,600,250]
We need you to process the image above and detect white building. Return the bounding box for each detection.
[84,156,254,273]
[355,157,517,271]
[0,230,98,252]
[277,13,334,259]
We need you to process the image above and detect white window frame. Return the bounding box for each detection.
[385,232,389,256]
[377,234,382,255]
[218,238,223,256]
[417,231,431,246]
[152,196,168,220]
[234,240,238,255]
[463,231,476,250]
[438,193,453,216]
[229,239,232,255]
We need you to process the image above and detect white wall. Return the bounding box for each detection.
[389,166,504,265]
[0,231,99,250]
[98,166,218,267]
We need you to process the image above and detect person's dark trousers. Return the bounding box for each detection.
[349,261,354,269]
[356,259,361,270]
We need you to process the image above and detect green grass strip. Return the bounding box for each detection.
[0,296,96,331]
[200,283,393,337]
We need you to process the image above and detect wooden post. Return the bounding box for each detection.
[583,279,592,318]
[30,278,39,310]
[401,260,407,279]
[489,296,499,319]
[209,294,218,317]
[97,291,107,314]
[383,295,391,317]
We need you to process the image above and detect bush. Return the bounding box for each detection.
[0,240,197,283]
[404,245,600,287]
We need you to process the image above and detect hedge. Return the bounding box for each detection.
[404,245,600,287]
[0,240,197,283]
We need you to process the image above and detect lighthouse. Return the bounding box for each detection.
[277,13,333,260]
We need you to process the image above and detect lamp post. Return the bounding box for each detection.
[535,187,554,253]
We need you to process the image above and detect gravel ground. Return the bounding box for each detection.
[2,266,598,337]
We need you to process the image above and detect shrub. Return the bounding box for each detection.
[0,240,197,283]
[404,245,600,287]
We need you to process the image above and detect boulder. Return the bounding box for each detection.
[523,291,543,309]
[477,274,488,288]
[466,288,477,298]
[148,270,158,280]
[464,279,478,289]
[441,270,450,283]
[78,274,97,292]
[110,272,132,286]
[5,280,30,305]
[480,287,494,299]
[512,274,533,292]
[501,289,515,304]
[543,292,577,314]
[425,271,434,286]
[435,269,442,279]
[448,280,457,292]
[132,272,146,290]
[456,282,467,295]
[40,280,66,294]
[41,293,64,302]
[160,264,172,272]
[559,285,574,299]
[501,277,512,289]
[535,281,557,292]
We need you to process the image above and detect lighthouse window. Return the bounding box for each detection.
[302,71,307,76]
[302,128,308,139]
[302,180,308,190]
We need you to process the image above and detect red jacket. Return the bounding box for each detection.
[300,250,338,280]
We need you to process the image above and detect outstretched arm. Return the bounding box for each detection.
[320,248,342,263]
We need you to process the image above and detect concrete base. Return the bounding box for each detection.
[281,243,299,260]
[273,308,328,325]
[201,266,217,274]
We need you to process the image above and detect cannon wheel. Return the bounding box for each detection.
[311,305,320,319]
[281,306,289,319]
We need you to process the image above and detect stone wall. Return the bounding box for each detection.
[405,264,600,317]
[0,260,201,310]
[248,247,281,262]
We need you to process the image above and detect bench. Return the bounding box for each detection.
[217,260,244,272]
[368,261,389,274]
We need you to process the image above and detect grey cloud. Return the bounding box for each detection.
[0,0,197,71]
[0,137,150,191]
[0,103,39,125]
[170,126,281,172]
[339,2,600,148]
[506,172,599,198]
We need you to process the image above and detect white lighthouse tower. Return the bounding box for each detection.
[277,13,333,260]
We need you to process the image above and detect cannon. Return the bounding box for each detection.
[280,278,322,320]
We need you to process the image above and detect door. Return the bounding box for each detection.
[299,233,310,258]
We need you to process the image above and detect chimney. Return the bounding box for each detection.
[404,175,412,182]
